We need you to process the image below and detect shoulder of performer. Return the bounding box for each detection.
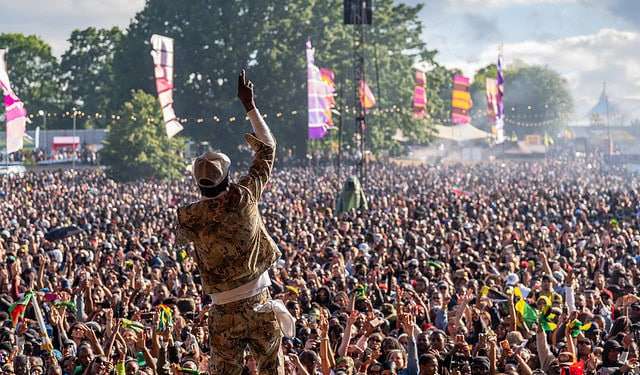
[178,187,249,225]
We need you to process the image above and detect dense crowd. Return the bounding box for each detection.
[1,147,98,165]
[1,155,640,375]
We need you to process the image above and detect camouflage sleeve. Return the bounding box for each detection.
[175,206,194,245]
[238,133,276,201]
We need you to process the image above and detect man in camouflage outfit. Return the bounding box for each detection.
[177,70,288,374]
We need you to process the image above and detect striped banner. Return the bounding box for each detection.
[307,41,333,139]
[413,70,427,119]
[150,35,183,138]
[0,49,27,154]
[319,68,336,127]
[451,75,472,124]
[496,54,505,143]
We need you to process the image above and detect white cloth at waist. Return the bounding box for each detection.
[209,271,271,305]
[209,270,296,337]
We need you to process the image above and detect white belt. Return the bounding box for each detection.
[210,271,272,305]
[210,271,296,337]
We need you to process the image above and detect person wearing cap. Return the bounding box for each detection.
[470,356,490,375]
[177,70,289,374]
[598,340,638,374]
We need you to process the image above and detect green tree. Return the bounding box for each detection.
[60,27,124,128]
[0,33,64,116]
[111,1,270,159]
[503,63,573,137]
[101,90,185,181]
[111,0,439,159]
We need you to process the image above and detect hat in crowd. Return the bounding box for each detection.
[192,151,231,187]
[151,257,164,269]
[553,271,565,283]
[471,356,490,370]
[506,331,526,348]
[505,273,519,286]
[48,249,64,264]
[604,340,624,352]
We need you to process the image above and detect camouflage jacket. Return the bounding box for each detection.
[177,133,280,294]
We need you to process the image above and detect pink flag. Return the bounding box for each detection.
[451,75,472,125]
[0,49,27,154]
[413,70,427,119]
[150,35,183,138]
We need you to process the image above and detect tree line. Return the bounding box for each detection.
[0,0,574,180]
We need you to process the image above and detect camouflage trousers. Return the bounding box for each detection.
[208,289,284,375]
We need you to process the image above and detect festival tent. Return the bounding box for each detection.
[501,141,547,155]
[433,124,491,142]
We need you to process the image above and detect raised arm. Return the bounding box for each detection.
[238,69,275,147]
[237,70,277,200]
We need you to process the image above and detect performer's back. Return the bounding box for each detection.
[177,132,280,294]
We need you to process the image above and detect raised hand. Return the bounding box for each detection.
[136,330,148,352]
[237,69,256,112]
[346,310,359,326]
[621,358,638,373]
[318,309,329,339]
[400,311,416,338]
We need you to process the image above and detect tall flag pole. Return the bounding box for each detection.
[307,40,333,139]
[496,52,505,144]
[150,35,183,138]
[412,69,427,119]
[451,75,472,124]
[0,49,27,154]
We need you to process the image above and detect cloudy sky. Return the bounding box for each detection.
[1,0,638,119]
[403,0,640,119]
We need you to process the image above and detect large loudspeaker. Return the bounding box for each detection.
[344,0,372,25]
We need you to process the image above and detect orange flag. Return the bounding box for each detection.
[359,80,376,109]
